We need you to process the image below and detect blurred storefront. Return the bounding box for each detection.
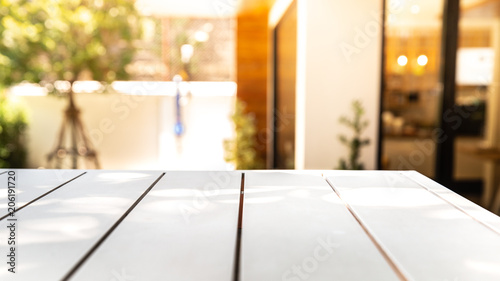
[380,0,500,206]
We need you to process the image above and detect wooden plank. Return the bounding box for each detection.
[241,172,400,281]
[0,169,84,217]
[0,170,163,280]
[70,171,242,281]
[402,170,500,234]
[326,171,500,280]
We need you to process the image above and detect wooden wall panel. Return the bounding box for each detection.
[236,10,270,164]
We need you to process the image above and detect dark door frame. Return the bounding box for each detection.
[377,0,482,193]
[435,0,460,188]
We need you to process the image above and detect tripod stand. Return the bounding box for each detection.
[47,91,100,169]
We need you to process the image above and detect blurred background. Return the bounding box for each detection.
[1,0,500,209]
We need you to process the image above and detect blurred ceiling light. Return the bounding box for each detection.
[194,31,209,42]
[397,55,408,66]
[410,5,420,14]
[181,44,194,63]
[417,55,428,66]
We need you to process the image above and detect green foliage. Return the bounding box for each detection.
[337,100,370,170]
[0,0,140,91]
[224,100,264,170]
[0,94,28,168]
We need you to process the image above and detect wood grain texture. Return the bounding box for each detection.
[1,169,499,280]
[0,170,162,281]
[71,171,242,281]
[327,170,500,281]
[240,172,400,281]
[236,10,270,164]
[0,169,84,217]
[403,170,500,233]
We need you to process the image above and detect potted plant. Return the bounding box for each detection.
[0,0,141,168]
[337,100,370,170]
[224,100,265,170]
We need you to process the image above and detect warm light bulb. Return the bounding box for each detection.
[397,55,408,66]
[417,55,428,66]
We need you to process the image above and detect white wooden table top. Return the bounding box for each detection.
[1,169,500,281]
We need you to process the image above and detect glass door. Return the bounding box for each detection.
[381,0,445,178]
[381,0,500,209]
[451,0,500,207]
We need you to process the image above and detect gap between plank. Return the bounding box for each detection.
[324,177,409,281]
[232,173,245,281]
[0,171,87,221]
[400,172,500,237]
[61,172,166,281]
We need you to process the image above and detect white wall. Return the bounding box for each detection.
[295,0,382,169]
[14,82,235,170]
[158,95,235,170]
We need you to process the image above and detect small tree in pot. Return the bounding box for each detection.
[0,0,141,168]
[337,100,370,170]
